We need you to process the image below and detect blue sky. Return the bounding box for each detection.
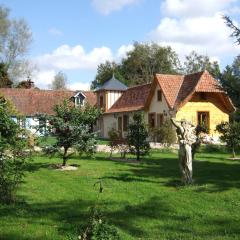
[2,0,240,89]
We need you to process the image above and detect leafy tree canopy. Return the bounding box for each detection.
[0,62,12,87]
[121,42,181,86]
[38,101,101,166]
[91,61,124,90]
[92,42,181,88]
[0,5,33,83]
[0,96,29,203]
[216,121,240,158]
[50,71,68,90]
[183,51,220,78]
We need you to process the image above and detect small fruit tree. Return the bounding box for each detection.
[216,121,240,158]
[127,112,150,161]
[38,100,101,166]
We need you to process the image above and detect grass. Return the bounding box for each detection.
[1,150,240,239]
[37,136,110,146]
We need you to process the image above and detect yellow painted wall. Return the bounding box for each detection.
[176,93,229,136]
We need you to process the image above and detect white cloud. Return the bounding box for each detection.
[68,82,90,91]
[48,27,63,36]
[33,44,134,89]
[92,0,140,15]
[117,44,134,60]
[149,0,240,62]
[34,70,56,87]
[161,0,235,18]
[35,44,113,70]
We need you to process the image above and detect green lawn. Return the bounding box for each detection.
[1,150,240,240]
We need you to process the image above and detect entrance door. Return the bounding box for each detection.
[197,112,210,131]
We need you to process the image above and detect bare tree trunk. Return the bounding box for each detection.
[62,147,68,166]
[232,146,236,158]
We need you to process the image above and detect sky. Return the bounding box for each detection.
[1,0,240,90]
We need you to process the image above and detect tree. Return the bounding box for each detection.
[91,61,124,89]
[127,112,150,161]
[121,42,181,86]
[50,71,68,90]
[0,62,12,87]
[0,96,29,203]
[216,121,240,158]
[0,6,33,83]
[92,42,181,88]
[38,101,101,166]
[183,51,220,78]
[223,15,240,45]
[219,57,240,111]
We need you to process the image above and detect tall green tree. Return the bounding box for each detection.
[50,71,68,90]
[127,112,150,161]
[91,61,124,89]
[219,60,240,110]
[38,101,101,166]
[0,5,33,83]
[121,42,181,86]
[183,51,220,78]
[223,15,240,44]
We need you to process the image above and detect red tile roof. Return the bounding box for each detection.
[107,83,151,113]
[155,74,183,108]
[174,71,224,109]
[111,70,234,113]
[0,88,97,116]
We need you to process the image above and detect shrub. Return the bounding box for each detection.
[149,119,176,146]
[0,96,29,204]
[79,207,120,240]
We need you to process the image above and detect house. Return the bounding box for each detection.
[0,88,96,133]
[97,70,235,139]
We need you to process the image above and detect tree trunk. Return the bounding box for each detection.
[232,146,236,158]
[136,147,140,161]
[62,147,68,166]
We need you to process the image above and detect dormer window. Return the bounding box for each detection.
[157,90,162,101]
[73,92,86,107]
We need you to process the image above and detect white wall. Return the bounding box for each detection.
[107,91,122,110]
[144,84,171,123]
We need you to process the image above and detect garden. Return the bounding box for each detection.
[1,149,240,240]
[1,94,240,240]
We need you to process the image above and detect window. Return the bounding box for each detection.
[75,96,84,106]
[157,114,164,128]
[123,115,129,131]
[148,113,156,128]
[199,92,206,100]
[197,112,209,131]
[157,90,162,101]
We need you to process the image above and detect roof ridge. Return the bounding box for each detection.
[0,88,77,93]
[172,75,185,108]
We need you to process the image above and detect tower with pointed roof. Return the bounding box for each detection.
[95,74,127,112]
